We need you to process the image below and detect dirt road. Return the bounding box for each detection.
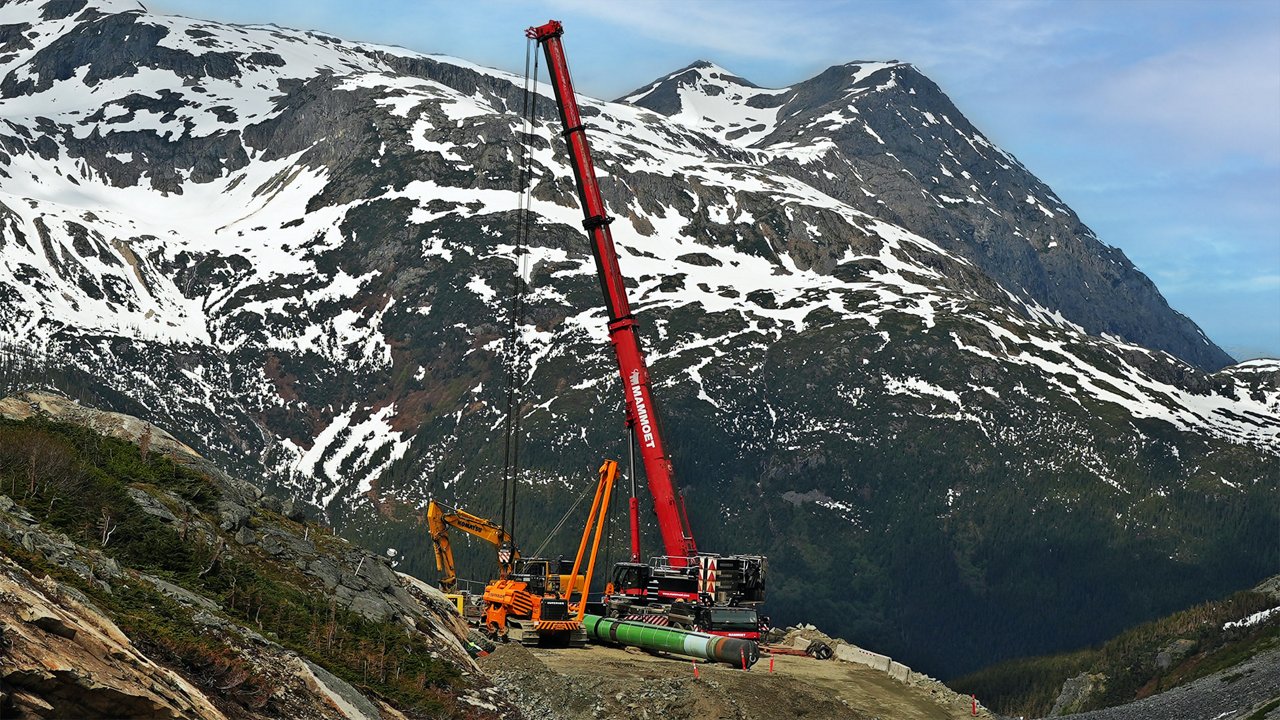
[479,642,997,720]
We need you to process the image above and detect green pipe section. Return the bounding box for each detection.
[583,614,759,668]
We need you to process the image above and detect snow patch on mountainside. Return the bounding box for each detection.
[621,61,790,148]
[1223,606,1280,630]
[0,0,1274,513]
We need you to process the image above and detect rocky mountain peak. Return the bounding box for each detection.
[820,59,909,89]
[623,58,763,96]
[618,53,1233,371]
[619,59,787,146]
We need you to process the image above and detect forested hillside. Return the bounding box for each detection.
[950,579,1280,717]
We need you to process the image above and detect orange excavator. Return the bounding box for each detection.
[427,460,618,645]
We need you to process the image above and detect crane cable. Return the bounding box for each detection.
[500,38,539,545]
[530,472,596,559]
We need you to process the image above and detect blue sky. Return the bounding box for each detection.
[153,0,1280,361]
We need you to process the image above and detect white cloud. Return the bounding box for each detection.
[544,0,830,63]
[1090,29,1280,162]
[545,0,1092,73]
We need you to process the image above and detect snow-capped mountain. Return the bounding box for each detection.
[620,58,1235,372]
[1,0,1275,677]
[620,60,795,147]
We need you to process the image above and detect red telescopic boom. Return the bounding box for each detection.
[526,20,697,563]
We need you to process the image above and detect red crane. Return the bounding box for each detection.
[526,20,697,565]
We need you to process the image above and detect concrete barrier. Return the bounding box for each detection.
[835,643,891,672]
[782,630,913,686]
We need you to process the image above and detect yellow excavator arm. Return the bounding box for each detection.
[426,500,517,592]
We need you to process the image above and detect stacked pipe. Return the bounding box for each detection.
[583,614,759,668]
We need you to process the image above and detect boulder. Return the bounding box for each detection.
[125,487,178,524]
[1049,672,1106,716]
[215,500,250,531]
[233,526,255,545]
[281,498,307,522]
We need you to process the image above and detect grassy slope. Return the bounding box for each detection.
[0,416,470,718]
[947,584,1279,717]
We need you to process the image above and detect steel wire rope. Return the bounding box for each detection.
[530,471,597,558]
[500,38,539,551]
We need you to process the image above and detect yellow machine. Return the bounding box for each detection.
[427,460,618,646]
[426,500,515,593]
[426,500,586,597]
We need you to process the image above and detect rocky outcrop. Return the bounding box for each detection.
[0,395,516,718]
[1,555,230,719]
[1050,672,1108,716]
[1154,639,1197,671]
[1063,646,1280,720]
[0,392,199,458]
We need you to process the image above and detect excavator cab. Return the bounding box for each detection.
[508,557,586,599]
[511,558,558,596]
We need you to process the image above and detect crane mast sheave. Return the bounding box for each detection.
[527,19,697,563]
